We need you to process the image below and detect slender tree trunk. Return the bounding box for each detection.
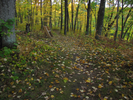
[64,0,68,35]
[86,0,91,35]
[104,5,128,36]
[114,0,119,41]
[49,0,52,29]
[71,0,74,30]
[61,0,63,30]
[40,0,43,29]
[104,2,115,37]
[44,1,48,26]
[0,0,16,48]
[123,24,132,39]
[30,0,33,31]
[90,13,92,35]
[95,0,106,40]
[15,0,18,27]
[95,0,97,28]
[74,0,80,32]
[55,1,57,27]
[67,6,69,31]
[120,0,123,40]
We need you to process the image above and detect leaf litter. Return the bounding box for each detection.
[0,31,133,100]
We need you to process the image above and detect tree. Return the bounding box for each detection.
[114,0,119,41]
[86,0,91,35]
[95,0,106,40]
[49,0,52,29]
[64,0,68,35]
[71,0,74,30]
[0,0,16,49]
[61,0,63,30]
[74,0,80,32]
[40,0,43,29]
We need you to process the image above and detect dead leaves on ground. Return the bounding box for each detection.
[0,32,133,100]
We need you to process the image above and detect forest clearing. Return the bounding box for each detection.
[0,0,133,100]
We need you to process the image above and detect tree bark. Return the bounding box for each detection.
[0,0,16,48]
[49,0,52,29]
[71,0,74,30]
[74,0,80,32]
[86,0,91,35]
[64,0,67,35]
[67,6,69,31]
[40,0,43,29]
[61,0,63,30]
[120,0,123,40]
[95,0,106,40]
[114,0,119,41]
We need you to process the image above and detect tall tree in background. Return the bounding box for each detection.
[0,0,16,49]
[49,0,52,29]
[64,0,68,35]
[114,0,119,41]
[86,0,91,35]
[95,0,106,40]
[120,0,123,40]
[67,3,69,31]
[74,0,80,32]
[71,0,74,30]
[40,0,43,29]
[61,0,63,30]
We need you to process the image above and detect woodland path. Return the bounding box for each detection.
[43,31,106,100]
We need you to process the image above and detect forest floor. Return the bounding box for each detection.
[0,30,133,100]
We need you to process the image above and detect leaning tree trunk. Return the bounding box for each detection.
[95,0,106,40]
[0,0,16,49]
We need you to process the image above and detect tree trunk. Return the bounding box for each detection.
[95,0,106,40]
[15,0,18,27]
[86,0,91,35]
[114,0,119,41]
[67,6,69,31]
[64,0,68,35]
[0,0,16,49]
[74,0,80,32]
[71,0,74,30]
[89,13,92,35]
[40,0,43,29]
[61,0,63,30]
[49,0,52,29]
[120,0,123,40]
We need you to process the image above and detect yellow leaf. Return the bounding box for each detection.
[10,82,14,85]
[98,93,101,97]
[86,78,91,83]
[51,95,54,98]
[98,84,103,88]
[122,94,124,97]
[109,81,112,85]
[31,78,33,80]
[49,85,52,88]
[19,89,22,93]
[8,95,12,97]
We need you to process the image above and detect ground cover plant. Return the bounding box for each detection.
[0,30,133,100]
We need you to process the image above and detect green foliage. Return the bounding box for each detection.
[0,47,12,57]
[0,18,15,36]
